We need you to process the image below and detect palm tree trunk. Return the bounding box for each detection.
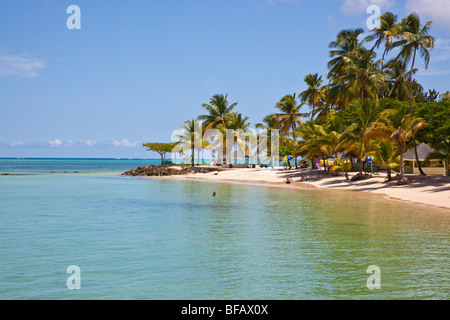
[191,146,195,167]
[399,144,405,180]
[408,47,425,175]
[359,160,363,175]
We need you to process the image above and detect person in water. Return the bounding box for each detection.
[285,177,293,184]
[212,192,217,197]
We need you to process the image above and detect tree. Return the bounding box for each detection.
[369,139,400,181]
[272,93,307,168]
[143,142,177,166]
[300,73,326,119]
[389,115,427,184]
[365,11,399,72]
[396,13,435,175]
[335,49,386,103]
[173,119,203,167]
[198,94,238,131]
[339,100,380,176]
[226,113,251,164]
[330,159,352,180]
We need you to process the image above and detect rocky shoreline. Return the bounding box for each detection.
[122,165,191,176]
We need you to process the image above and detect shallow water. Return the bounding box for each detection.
[0,159,448,299]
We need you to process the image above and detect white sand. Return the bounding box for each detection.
[160,167,450,210]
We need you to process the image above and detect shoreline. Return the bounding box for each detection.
[150,167,450,211]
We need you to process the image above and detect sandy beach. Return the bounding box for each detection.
[159,167,450,210]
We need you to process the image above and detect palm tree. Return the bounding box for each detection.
[339,100,380,176]
[369,139,400,181]
[300,73,326,119]
[384,59,417,101]
[226,113,251,164]
[173,119,203,167]
[328,28,365,78]
[198,94,238,131]
[330,159,352,180]
[335,49,386,103]
[365,11,400,71]
[396,13,435,175]
[256,114,278,165]
[272,93,307,168]
[389,115,428,184]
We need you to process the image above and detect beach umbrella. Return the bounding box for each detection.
[365,156,373,173]
[279,155,293,162]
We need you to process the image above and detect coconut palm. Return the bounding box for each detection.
[365,11,400,71]
[330,159,352,180]
[328,28,365,78]
[384,59,417,101]
[198,94,238,131]
[396,13,435,175]
[335,49,386,102]
[300,73,326,120]
[389,115,428,184]
[369,139,400,181]
[173,119,203,167]
[226,113,251,164]
[272,93,308,168]
[256,114,278,165]
[338,100,381,176]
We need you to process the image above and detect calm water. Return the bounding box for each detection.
[0,159,448,299]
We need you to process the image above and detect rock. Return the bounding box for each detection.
[122,165,191,177]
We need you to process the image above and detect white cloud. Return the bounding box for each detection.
[341,0,393,15]
[10,141,24,147]
[405,0,450,32]
[110,139,138,148]
[48,139,63,147]
[85,139,97,147]
[0,54,45,78]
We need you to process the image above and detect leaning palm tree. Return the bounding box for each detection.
[369,139,400,181]
[330,159,353,180]
[396,13,435,175]
[272,93,307,168]
[300,73,326,120]
[389,115,427,184]
[198,94,238,131]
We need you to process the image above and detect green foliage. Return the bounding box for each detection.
[143,142,177,166]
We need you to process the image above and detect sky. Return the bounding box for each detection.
[1,0,449,158]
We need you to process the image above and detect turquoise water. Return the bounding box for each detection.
[0,159,448,299]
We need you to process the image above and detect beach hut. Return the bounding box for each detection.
[403,142,447,175]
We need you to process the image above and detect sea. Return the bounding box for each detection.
[0,158,448,299]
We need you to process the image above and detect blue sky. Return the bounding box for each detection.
[1,0,449,158]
